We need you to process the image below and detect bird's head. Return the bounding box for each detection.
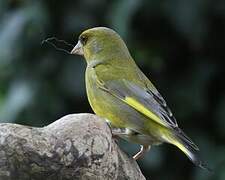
[71,27,131,63]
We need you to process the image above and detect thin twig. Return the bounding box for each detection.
[42,37,74,54]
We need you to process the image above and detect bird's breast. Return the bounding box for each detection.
[85,68,126,127]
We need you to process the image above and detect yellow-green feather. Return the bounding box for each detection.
[124,97,169,127]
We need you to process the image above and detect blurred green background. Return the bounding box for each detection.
[0,0,225,179]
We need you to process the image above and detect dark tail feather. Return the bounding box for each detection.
[175,127,199,150]
[167,128,211,171]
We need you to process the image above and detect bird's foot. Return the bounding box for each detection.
[133,145,151,160]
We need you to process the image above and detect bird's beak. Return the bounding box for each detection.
[70,40,83,55]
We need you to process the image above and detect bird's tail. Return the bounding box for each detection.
[165,128,211,171]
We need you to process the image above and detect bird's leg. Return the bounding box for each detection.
[109,126,151,160]
[133,145,151,160]
[105,119,127,139]
[111,127,127,138]
[106,119,126,138]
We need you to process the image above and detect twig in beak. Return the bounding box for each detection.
[42,37,74,55]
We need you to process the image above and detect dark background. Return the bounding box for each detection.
[0,0,225,179]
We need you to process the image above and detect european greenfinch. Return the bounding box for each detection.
[71,27,208,170]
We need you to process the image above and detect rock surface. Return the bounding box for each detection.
[0,113,146,180]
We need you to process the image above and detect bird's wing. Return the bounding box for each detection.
[96,78,178,129]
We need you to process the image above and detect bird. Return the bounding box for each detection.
[70,27,208,170]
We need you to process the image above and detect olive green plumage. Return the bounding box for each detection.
[71,27,208,170]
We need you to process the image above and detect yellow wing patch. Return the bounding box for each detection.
[124,97,169,127]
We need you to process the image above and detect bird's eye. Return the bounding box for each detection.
[79,35,88,45]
